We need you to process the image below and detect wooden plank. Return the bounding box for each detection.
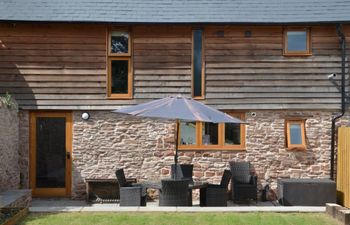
[0,68,105,75]
[0,36,104,44]
[0,56,105,63]
[205,74,344,81]
[134,81,190,87]
[134,69,190,75]
[1,43,105,50]
[135,75,191,81]
[205,86,340,93]
[0,75,105,82]
[0,87,105,94]
[205,92,340,98]
[0,82,106,88]
[18,104,342,110]
[206,62,342,68]
[0,62,106,69]
[205,68,342,74]
[12,94,106,100]
[0,49,106,56]
[206,80,339,87]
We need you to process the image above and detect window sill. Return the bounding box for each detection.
[178,146,246,151]
[193,96,205,100]
[106,96,133,100]
[287,146,306,151]
[283,52,312,57]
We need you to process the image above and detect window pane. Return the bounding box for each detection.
[287,31,307,51]
[180,122,196,145]
[290,123,302,144]
[111,60,128,94]
[110,31,129,54]
[36,117,66,188]
[202,122,218,145]
[225,123,241,145]
[193,29,203,97]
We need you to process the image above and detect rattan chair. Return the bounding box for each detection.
[200,170,232,206]
[171,164,193,182]
[115,168,147,206]
[159,179,190,206]
[229,161,258,203]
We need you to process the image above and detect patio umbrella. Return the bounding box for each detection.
[112,95,246,177]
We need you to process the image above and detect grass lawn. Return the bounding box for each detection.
[18,212,339,225]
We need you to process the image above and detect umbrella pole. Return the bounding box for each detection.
[174,119,180,179]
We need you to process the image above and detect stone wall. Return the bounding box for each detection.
[71,110,344,199]
[18,111,29,189]
[72,111,176,199]
[0,103,20,192]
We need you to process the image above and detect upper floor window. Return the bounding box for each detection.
[285,119,306,150]
[192,29,205,99]
[179,112,245,150]
[107,29,132,99]
[283,28,311,56]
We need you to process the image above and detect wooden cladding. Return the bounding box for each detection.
[0,23,347,110]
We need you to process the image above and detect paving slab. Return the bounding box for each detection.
[29,199,326,213]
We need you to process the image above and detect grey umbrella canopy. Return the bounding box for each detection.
[113,95,244,123]
[113,95,246,178]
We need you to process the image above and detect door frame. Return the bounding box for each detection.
[29,111,72,197]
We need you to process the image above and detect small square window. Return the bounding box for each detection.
[109,30,130,56]
[285,119,306,150]
[283,28,311,56]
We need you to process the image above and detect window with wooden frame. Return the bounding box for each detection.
[283,28,311,56]
[179,112,245,150]
[285,119,306,150]
[192,29,205,99]
[107,30,132,99]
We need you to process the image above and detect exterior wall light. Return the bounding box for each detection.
[81,112,90,120]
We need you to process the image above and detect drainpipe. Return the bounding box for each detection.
[330,24,346,180]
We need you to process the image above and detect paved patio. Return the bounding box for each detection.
[30,199,326,212]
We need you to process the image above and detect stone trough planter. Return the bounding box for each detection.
[0,190,31,225]
[0,208,28,225]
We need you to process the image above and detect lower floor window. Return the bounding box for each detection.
[179,112,245,150]
[285,119,306,150]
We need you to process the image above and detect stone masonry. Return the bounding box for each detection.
[0,103,20,192]
[15,109,350,199]
[70,110,346,199]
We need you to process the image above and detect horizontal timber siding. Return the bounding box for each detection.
[0,23,348,110]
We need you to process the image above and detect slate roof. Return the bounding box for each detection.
[1,0,350,24]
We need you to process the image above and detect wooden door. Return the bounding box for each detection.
[30,111,72,197]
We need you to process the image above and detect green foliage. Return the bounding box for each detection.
[0,92,18,110]
[18,212,338,225]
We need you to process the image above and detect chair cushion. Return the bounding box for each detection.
[234,175,251,184]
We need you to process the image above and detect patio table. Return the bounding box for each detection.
[142,181,208,206]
